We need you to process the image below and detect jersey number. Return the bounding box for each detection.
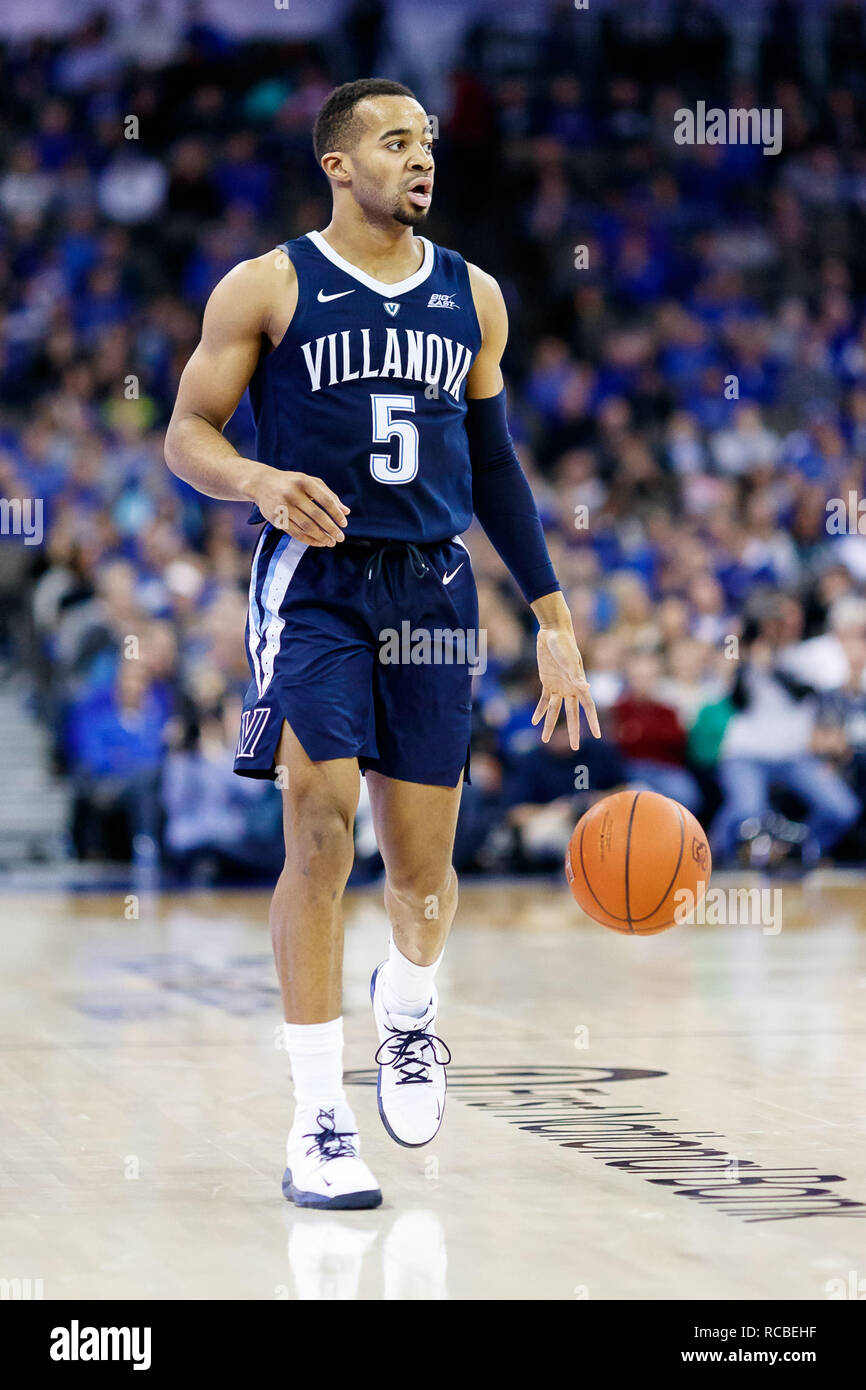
[369,394,419,485]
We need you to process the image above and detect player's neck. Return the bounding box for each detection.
[319,203,424,285]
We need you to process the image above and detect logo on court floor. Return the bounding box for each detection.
[236,706,271,758]
[341,1066,866,1226]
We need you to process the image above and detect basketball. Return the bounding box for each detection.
[565,791,712,934]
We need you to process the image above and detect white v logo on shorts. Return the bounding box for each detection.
[236,706,271,758]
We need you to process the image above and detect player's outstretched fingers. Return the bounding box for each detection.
[565,694,582,751]
[531,691,548,727]
[541,694,562,743]
[578,680,601,739]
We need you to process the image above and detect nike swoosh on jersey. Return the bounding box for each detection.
[317,288,355,302]
[442,564,464,585]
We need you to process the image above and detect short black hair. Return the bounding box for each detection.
[313,78,418,163]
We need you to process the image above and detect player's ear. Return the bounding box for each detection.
[321,152,352,186]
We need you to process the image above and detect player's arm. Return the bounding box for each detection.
[164,253,349,547]
[465,263,600,749]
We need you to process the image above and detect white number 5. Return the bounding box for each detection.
[370,393,419,484]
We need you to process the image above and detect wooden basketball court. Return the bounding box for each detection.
[1,876,864,1301]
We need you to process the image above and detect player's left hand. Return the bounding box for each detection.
[532,625,601,750]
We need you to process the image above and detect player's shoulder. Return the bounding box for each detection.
[462,259,506,335]
[203,248,297,335]
[428,241,500,295]
[218,247,298,296]
[461,258,499,291]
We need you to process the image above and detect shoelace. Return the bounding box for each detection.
[365,541,429,582]
[302,1108,357,1163]
[374,1025,452,1085]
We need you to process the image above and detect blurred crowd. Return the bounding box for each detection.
[4,0,866,878]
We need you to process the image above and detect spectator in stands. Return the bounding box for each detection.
[162,699,282,882]
[502,717,627,869]
[610,648,703,813]
[813,624,866,811]
[712,602,861,864]
[69,657,167,861]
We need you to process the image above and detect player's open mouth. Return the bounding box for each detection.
[406,180,432,207]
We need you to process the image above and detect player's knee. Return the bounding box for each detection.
[386,863,457,919]
[284,787,355,869]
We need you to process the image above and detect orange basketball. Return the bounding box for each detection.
[565,790,711,934]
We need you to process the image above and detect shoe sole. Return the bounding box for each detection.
[282,1168,382,1210]
[370,964,447,1150]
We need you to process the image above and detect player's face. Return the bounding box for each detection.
[349,97,435,227]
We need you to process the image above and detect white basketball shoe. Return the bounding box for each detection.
[282,1102,382,1210]
[370,963,451,1148]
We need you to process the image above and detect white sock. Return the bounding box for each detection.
[382,934,443,1018]
[284,1017,346,1112]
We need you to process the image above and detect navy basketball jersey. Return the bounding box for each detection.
[247,231,483,541]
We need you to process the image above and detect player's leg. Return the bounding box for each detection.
[273,719,381,1209]
[360,536,476,1144]
[271,718,358,1022]
[368,769,463,967]
[366,769,463,1146]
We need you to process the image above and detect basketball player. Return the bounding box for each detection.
[165,79,600,1209]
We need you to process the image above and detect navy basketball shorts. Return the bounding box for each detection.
[233,527,478,788]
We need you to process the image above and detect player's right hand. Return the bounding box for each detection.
[248,465,350,546]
